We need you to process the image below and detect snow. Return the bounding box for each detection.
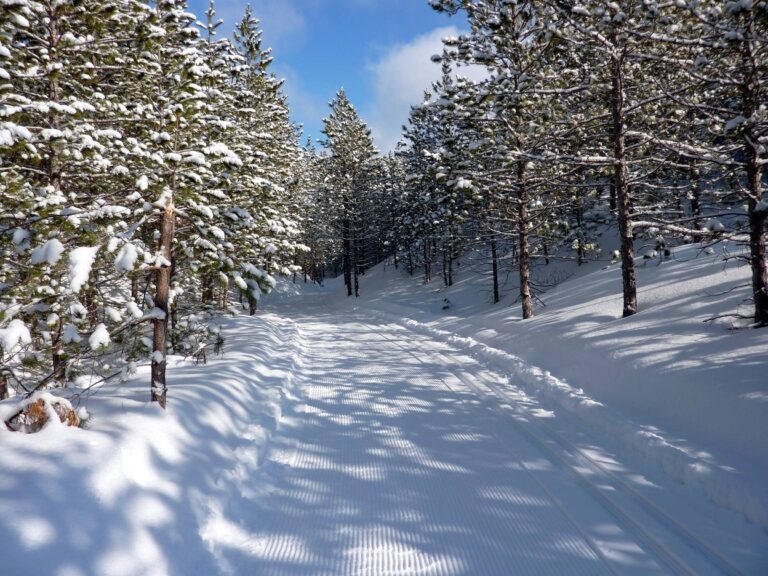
[115,242,138,273]
[0,314,302,576]
[126,301,143,319]
[88,323,110,350]
[68,246,99,293]
[0,319,31,355]
[61,323,81,344]
[2,243,767,574]
[30,238,64,265]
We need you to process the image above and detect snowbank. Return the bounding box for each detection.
[291,242,768,530]
[386,313,768,529]
[0,312,304,576]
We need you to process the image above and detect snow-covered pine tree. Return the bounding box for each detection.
[640,1,768,325]
[322,90,377,297]
[228,6,305,312]
[0,0,150,396]
[504,1,673,318]
[430,0,573,318]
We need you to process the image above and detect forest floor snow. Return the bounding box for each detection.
[1,240,767,575]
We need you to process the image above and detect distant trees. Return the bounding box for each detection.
[418,0,768,326]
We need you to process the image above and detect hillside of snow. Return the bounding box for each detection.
[271,240,768,528]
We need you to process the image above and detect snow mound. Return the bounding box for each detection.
[0,313,304,575]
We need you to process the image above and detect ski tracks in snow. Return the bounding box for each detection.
[217,313,765,575]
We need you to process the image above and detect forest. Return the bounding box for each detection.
[0,0,766,406]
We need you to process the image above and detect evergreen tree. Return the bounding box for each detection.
[321,90,377,297]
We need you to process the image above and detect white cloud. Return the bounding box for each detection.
[364,26,486,152]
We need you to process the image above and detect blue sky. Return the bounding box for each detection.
[188,0,464,151]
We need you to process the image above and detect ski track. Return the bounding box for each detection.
[235,312,747,576]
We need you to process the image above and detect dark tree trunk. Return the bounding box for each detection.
[202,273,214,304]
[170,300,178,352]
[575,199,585,266]
[490,233,500,304]
[741,18,768,326]
[610,43,638,318]
[51,317,66,384]
[343,216,352,297]
[131,273,139,302]
[46,14,65,385]
[447,226,454,287]
[517,163,533,319]
[151,198,174,409]
[442,246,449,287]
[353,238,360,298]
[0,372,8,400]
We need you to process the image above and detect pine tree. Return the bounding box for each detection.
[322,91,378,297]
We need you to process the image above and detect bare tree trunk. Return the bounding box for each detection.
[131,273,139,302]
[353,236,360,298]
[0,371,8,400]
[490,233,500,304]
[343,215,352,296]
[517,162,533,319]
[442,246,449,287]
[610,43,638,318]
[151,197,174,409]
[202,273,214,304]
[447,225,454,287]
[741,19,768,326]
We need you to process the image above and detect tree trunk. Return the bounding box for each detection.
[609,182,617,212]
[689,164,703,243]
[610,44,638,318]
[490,233,500,304]
[170,300,178,352]
[518,163,533,319]
[442,246,449,287]
[151,198,174,409]
[741,18,768,326]
[46,13,65,385]
[343,216,352,296]
[202,273,214,304]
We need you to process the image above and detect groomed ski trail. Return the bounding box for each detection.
[240,313,752,576]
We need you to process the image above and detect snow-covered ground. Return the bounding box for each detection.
[1,241,767,575]
[0,314,303,576]
[287,242,768,526]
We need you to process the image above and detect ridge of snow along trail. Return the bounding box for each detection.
[212,310,767,576]
[0,313,305,576]
[376,311,768,531]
